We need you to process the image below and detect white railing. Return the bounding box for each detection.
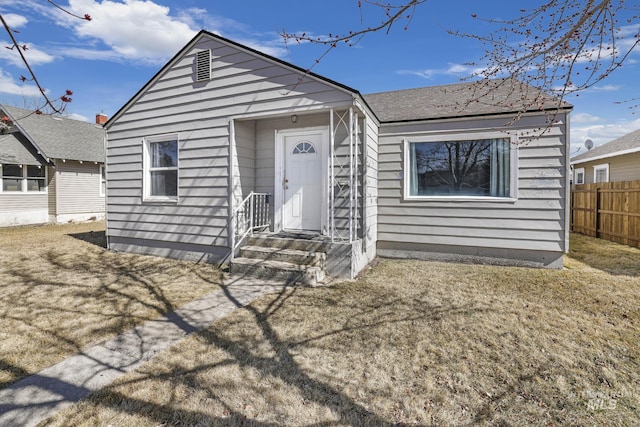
[232,192,270,252]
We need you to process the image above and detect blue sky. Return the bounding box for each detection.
[1,0,639,156]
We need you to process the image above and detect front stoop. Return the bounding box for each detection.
[231,236,328,285]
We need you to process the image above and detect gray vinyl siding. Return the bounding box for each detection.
[106,35,355,262]
[376,112,569,257]
[364,115,379,248]
[573,151,640,184]
[233,120,256,207]
[47,166,56,217]
[0,192,48,226]
[53,160,105,216]
[0,193,47,212]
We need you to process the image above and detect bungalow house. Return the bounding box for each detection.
[0,105,106,226]
[104,31,572,281]
[571,128,640,184]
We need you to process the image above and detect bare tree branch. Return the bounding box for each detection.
[0,3,91,115]
[281,0,640,117]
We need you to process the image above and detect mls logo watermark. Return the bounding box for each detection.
[570,389,637,411]
[583,391,617,410]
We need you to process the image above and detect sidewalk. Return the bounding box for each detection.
[0,274,290,427]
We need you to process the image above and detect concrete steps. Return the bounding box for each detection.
[231,236,329,285]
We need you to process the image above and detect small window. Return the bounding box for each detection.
[99,165,106,197]
[292,141,316,154]
[574,167,585,185]
[405,137,513,198]
[594,164,609,183]
[2,164,22,192]
[144,136,178,201]
[1,164,47,193]
[195,49,211,82]
[26,165,46,192]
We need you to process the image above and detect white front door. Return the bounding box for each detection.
[282,130,325,231]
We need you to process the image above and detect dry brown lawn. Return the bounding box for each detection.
[38,233,640,426]
[0,221,222,388]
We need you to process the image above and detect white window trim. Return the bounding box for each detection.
[0,163,48,194]
[574,167,585,185]
[403,132,518,202]
[142,134,179,203]
[99,165,106,197]
[593,163,609,183]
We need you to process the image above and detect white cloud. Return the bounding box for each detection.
[2,13,28,28]
[0,40,56,67]
[64,112,90,122]
[572,112,602,123]
[593,84,621,91]
[61,0,198,64]
[3,0,289,65]
[447,64,470,74]
[0,68,45,97]
[571,117,640,156]
[397,63,485,80]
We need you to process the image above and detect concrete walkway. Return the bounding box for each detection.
[0,274,290,427]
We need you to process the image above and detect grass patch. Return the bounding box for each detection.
[0,221,222,388]
[40,233,640,426]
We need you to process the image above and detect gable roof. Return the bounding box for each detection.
[0,132,46,165]
[106,31,570,129]
[105,30,366,128]
[364,78,571,123]
[1,105,105,163]
[571,128,640,164]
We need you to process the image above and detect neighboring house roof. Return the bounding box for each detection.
[364,78,571,123]
[1,105,105,163]
[571,128,640,165]
[0,133,45,165]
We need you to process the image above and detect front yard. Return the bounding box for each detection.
[32,231,640,426]
[0,221,222,388]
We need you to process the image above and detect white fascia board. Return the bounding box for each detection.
[570,146,640,165]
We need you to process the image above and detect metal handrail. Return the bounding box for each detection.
[232,192,270,252]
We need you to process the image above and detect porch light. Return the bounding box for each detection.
[291,114,298,123]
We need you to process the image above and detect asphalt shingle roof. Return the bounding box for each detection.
[364,78,570,123]
[0,133,44,165]
[1,105,105,163]
[572,128,640,163]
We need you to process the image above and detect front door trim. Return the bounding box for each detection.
[274,126,329,234]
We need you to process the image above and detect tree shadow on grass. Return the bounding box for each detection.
[34,269,494,426]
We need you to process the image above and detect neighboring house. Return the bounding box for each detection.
[571,128,640,184]
[104,31,572,280]
[0,105,106,226]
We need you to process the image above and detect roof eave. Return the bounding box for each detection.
[378,105,572,125]
[571,145,640,165]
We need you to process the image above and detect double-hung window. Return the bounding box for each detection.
[593,164,609,183]
[99,165,106,197]
[405,135,515,199]
[574,167,585,185]
[143,135,178,201]
[1,164,46,193]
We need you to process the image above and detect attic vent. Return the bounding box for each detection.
[195,49,211,82]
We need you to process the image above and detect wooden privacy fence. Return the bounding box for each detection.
[571,180,640,248]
